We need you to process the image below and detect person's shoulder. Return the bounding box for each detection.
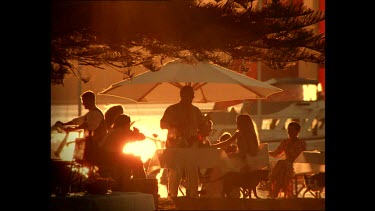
[166,103,179,109]
[89,108,104,115]
[192,104,202,111]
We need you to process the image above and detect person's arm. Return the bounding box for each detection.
[160,107,182,134]
[210,131,239,148]
[54,116,85,132]
[64,122,87,133]
[269,139,287,158]
[160,107,173,130]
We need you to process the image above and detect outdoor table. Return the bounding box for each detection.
[156,148,228,169]
[156,148,229,196]
[156,145,270,196]
[292,150,325,197]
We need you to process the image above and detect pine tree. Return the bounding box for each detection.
[51,0,324,85]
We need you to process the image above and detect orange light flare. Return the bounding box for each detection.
[156,169,168,198]
[122,139,158,163]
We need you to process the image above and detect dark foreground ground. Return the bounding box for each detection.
[157,197,325,210]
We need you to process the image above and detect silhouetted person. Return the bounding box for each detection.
[55,90,107,168]
[100,114,146,191]
[204,114,260,198]
[268,121,306,198]
[104,105,124,131]
[211,114,260,165]
[160,85,205,198]
[161,85,205,148]
[197,115,213,148]
[218,132,237,155]
[196,115,215,197]
[97,105,124,176]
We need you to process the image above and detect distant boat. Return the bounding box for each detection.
[203,77,325,152]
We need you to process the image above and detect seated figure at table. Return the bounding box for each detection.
[202,114,260,198]
[99,114,146,191]
[96,105,124,176]
[268,121,306,198]
[104,105,124,131]
[218,132,238,155]
[160,85,205,198]
[197,115,213,178]
[195,115,214,195]
[197,115,213,148]
[211,114,260,170]
[200,132,240,198]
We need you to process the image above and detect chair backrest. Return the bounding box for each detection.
[246,143,270,170]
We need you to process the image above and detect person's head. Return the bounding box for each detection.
[236,114,254,131]
[198,116,213,137]
[180,85,195,103]
[287,121,301,139]
[105,105,124,130]
[236,114,260,145]
[81,91,96,109]
[113,114,131,129]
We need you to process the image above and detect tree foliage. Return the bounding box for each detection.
[51,0,325,85]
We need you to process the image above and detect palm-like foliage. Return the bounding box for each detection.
[51,0,324,85]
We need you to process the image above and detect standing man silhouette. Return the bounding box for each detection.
[160,85,204,198]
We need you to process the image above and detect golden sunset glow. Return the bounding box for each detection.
[123,139,158,163]
[156,169,168,198]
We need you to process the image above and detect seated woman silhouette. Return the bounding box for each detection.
[268,121,306,198]
[100,114,146,191]
[104,105,124,131]
[201,114,260,198]
[211,114,260,171]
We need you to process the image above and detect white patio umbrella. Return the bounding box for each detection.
[99,59,283,103]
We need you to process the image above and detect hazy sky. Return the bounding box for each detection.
[51,65,147,105]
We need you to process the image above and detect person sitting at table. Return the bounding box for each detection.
[268,121,306,199]
[197,115,213,148]
[201,114,260,198]
[100,114,147,191]
[197,115,213,178]
[104,105,124,131]
[218,132,238,155]
[211,114,260,170]
[200,132,239,198]
[195,115,214,196]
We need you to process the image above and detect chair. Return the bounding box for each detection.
[51,136,89,195]
[63,137,93,194]
[240,143,270,198]
[301,172,325,198]
[292,151,325,198]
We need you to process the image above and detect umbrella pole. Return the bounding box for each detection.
[77,66,82,117]
[256,62,262,127]
[77,65,82,138]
